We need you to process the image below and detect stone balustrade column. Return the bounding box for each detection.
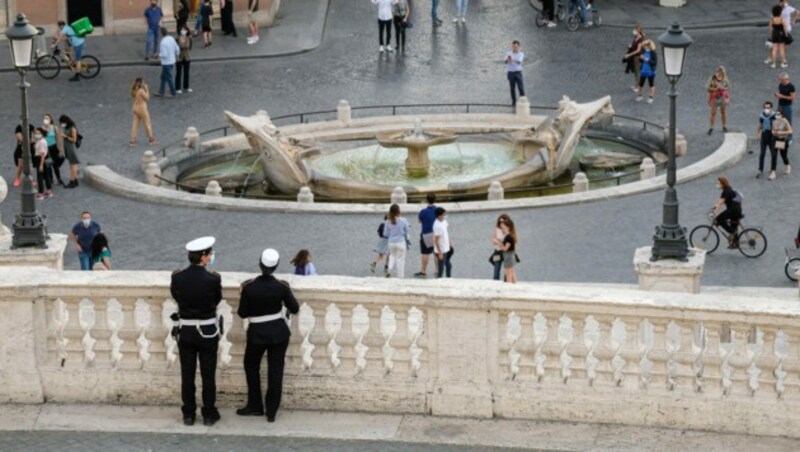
[141,150,157,174]
[145,162,162,186]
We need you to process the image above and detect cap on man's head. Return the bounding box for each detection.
[261,248,280,267]
[186,236,215,252]
[435,207,446,217]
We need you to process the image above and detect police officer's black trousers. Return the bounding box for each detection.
[243,339,289,417]
[178,328,219,418]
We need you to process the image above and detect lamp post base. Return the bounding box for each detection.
[11,212,48,249]
[650,224,689,262]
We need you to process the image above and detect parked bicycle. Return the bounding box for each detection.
[565,0,601,32]
[689,211,767,258]
[535,0,567,27]
[35,43,100,80]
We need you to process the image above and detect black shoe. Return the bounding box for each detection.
[183,416,195,426]
[707,128,713,135]
[723,127,728,133]
[69,74,80,82]
[57,180,66,187]
[65,180,78,188]
[203,415,220,426]
[236,406,264,416]
[267,415,275,423]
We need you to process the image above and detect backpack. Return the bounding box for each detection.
[648,51,657,69]
[75,133,83,148]
[377,222,385,238]
[732,190,743,205]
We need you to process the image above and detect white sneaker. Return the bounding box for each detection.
[187,88,193,93]
[461,17,466,23]
[765,58,773,65]
[546,21,556,27]
[631,85,638,92]
[647,97,654,104]
[584,21,593,27]
[246,37,254,44]
[635,96,643,102]
[781,61,789,68]
[771,62,777,68]
[387,45,394,52]
[176,90,183,94]
[379,45,385,52]
[453,17,459,22]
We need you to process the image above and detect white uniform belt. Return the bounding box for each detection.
[179,318,217,327]
[249,313,285,324]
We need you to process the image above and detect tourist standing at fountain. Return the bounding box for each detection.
[415,193,437,278]
[247,0,260,44]
[757,101,777,179]
[453,0,468,22]
[490,214,511,281]
[71,211,101,270]
[175,0,190,33]
[767,5,788,69]
[433,207,452,278]
[291,249,318,275]
[431,0,442,25]
[42,113,65,188]
[237,248,299,423]
[781,0,798,66]
[505,41,525,107]
[771,110,792,178]
[32,128,53,200]
[393,0,410,53]
[499,216,518,284]
[176,26,193,94]
[144,0,163,62]
[58,115,81,188]
[200,0,214,47]
[384,204,411,278]
[220,0,237,37]
[90,233,112,271]
[130,78,158,146]
[372,215,390,276]
[635,40,656,104]
[373,0,394,52]
[775,73,795,142]
[623,25,645,93]
[170,236,222,426]
[157,27,180,98]
[706,66,730,135]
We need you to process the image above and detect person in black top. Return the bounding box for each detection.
[236,248,300,422]
[170,236,222,427]
[499,216,518,284]
[776,73,796,141]
[711,176,743,246]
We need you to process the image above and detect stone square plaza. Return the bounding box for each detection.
[1,0,800,450]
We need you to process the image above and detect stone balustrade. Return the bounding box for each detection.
[2,268,800,437]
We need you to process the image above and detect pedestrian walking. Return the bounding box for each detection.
[541,0,557,27]
[636,40,657,104]
[433,207,452,278]
[371,215,390,276]
[71,211,101,270]
[499,216,518,284]
[431,0,442,25]
[384,203,411,278]
[414,193,437,278]
[490,213,511,280]
[771,109,793,178]
[291,249,318,275]
[176,0,190,33]
[776,73,796,141]
[90,232,112,271]
[200,0,214,47]
[453,0,468,23]
[707,66,730,135]
[757,101,777,179]
[393,0,410,53]
[42,113,65,188]
[505,40,525,106]
[176,25,193,94]
[130,78,158,146]
[373,0,394,52]
[12,124,33,188]
[236,248,299,423]
[55,20,86,82]
[624,25,645,93]
[144,0,163,61]
[170,236,222,427]
[768,5,788,69]
[32,128,53,200]
[781,0,798,65]
[220,0,237,37]
[58,115,80,188]
[156,27,180,98]
[247,0,260,44]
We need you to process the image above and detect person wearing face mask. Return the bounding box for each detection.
[58,115,80,188]
[176,25,193,94]
[32,128,53,200]
[757,101,777,179]
[707,66,730,135]
[771,110,793,179]
[42,113,65,188]
[144,0,163,61]
[71,211,101,270]
[623,25,645,93]
[170,236,222,427]
[433,207,453,278]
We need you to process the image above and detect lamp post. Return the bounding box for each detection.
[651,22,693,262]
[7,13,48,248]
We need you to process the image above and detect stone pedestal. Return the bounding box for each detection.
[145,162,162,186]
[515,96,530,117]
[297,186,314,203]
[572,172,589,192]
[488,181,504,200]
[640,158,656,180]
[337,100,351,125]
[140,150,157,173]
[205,180,222,197]
[391,187,407,204]
[633,246,705,294]
[0,233,67,270]
[405,146,431,178]
[659,0,687,6]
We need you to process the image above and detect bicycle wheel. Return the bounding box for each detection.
[78,55,101,79]
[592,10,601,26]
[737,228,767,258]
[689,225,720,254]
[566,14,579,32]
[35,55,61,80]
[556,4,566,21]
[536,11,547,27]
[786,257,800,281]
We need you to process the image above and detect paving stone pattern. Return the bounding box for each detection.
[0,0,797,288]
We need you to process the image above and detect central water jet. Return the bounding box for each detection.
[375,118,456,178]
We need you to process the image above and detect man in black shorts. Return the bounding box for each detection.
[414,193,437,278]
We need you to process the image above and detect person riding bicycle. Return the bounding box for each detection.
[711,175,743,248]
[568,0,592,26]
[55,20,85,82]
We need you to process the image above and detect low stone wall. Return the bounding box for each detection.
[1,268,799,437]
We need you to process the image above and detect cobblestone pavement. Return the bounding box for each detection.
[0,0,797,288]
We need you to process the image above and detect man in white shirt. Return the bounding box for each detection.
[157,27,180,97]
[782,0,798,35]
[433,207,452,278]
[505,40,525,106]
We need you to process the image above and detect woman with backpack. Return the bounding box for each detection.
[58,115,80,188]
[371,215,390,276]
[636,40,657,104]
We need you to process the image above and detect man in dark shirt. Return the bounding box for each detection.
[170,236,222,426]
[236,248,299,423]
[776,73,796,142]
[71,211,101,270]
[144,0,163,61]
[414,193,437,278]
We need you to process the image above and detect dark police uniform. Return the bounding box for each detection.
[238,274,300,420]
[170,263,222,423]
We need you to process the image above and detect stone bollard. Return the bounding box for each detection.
[676,133,687,157]
[488,181,504,200]
[140,150,157,173]
[0,175,8,235]
[391,186,407,204]
[297,186,314,203]
[640,158,656,180]
[572,172,589,193]
[145,162,162,186]
[183,127,200,151]
[515,96,530,118]
[205,180,222,197]
[337,100,351,125]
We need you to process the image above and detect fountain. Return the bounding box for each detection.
[375,118,456,178]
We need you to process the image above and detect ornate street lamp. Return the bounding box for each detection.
[651,22,692,261]
[7,12,48,248]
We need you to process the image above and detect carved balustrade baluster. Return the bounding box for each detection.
[351,305,370,373]
[610,318,627,386]
[638,319,655,389]
[134,299,152,367]
[106,298,124,368]
[217,300,233,368]
[773,329,790,398]
[745,326,764,396]
[557,314,573,383]
[532,313,548,382]
[692,322,708,392]
[664,321,682,390]
[325,304,342,369]
[718,323,735,395]
[78,298,97,365]
[161,300,178,367]
[298,303,316,370]
[52,298,70,366]
[380,306,396,375]
[407,307,424,377]
[506,312,522,380]
[583,316,600,386]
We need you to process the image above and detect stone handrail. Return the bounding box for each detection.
[1,269,799,437]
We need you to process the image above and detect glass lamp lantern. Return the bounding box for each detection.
[5,13,38,69]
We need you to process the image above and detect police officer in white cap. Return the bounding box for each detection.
[236,248,299,422]
[170,236,222,426]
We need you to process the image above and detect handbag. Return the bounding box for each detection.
[787,33,794,45]
[775,139,787,150]
[489,250,503,264]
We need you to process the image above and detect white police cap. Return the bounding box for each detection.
[261,248,279,267]
[185,236,215,252]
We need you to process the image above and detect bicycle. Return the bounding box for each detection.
[535,0,567,27]
[689,211,767,258]
[35,43,101,80]
[565,0,601,32]
[784,247,800,281]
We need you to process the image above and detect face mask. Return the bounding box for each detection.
[33,134,42,140]
[633,30,637,36]
[60,123,66,129]
[180,30,187,36]
[764,109,771,115]
[777,115,783,120]
[82,219,91,227]
[43,118,50,125]
[715,183,721,189]
[208,253,216,267]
